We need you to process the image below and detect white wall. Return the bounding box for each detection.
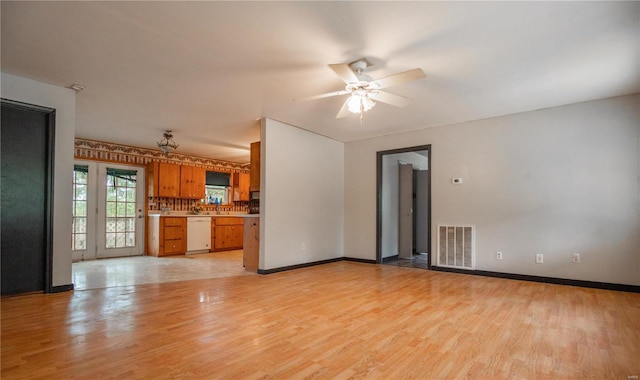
[261,118,344,270]
[381,152,428,258]
[1,72,76,288]
[345,94,640,285]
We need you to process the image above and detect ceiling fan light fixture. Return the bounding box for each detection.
[362,95,375,111]
[316,59,426,119]
[347,94,362,113]
[347,93,376,114]
[157,130,179,154]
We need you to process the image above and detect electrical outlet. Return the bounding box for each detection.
[535,254,544,264]
[496,251,503,260]
[572,253,580,263]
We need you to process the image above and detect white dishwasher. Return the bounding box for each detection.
[186,217,211,253]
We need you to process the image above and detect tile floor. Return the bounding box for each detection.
[73,251,432,291]
[383,253,430,270]
[72,250,254,291]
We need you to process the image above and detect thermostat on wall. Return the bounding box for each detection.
[452,178,463,184]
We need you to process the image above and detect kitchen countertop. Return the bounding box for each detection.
[148,212,259,218]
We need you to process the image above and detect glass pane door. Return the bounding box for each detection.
[96,164,144,258]
[72,162,98,261]
[72,165,89,261]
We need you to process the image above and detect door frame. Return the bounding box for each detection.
[1,98,55,293]
[376,144,431,266]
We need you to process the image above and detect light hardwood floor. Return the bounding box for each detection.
[2,262,639,379]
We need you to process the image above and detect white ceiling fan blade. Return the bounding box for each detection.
[369,91,411,108]
[370,68,426,89]
[302,90,350,101]
[328,63,359,84]
[336,98,351,118]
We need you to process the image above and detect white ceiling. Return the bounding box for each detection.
[2,1,638,163]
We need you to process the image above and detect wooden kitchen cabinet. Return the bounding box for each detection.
[148,216,186,256]
[147,162,204,199]
[180,165,205,199]
[249,141,260,192]
[243,217,259,272]
[233,172,250,201]
[147,161,181,198]
[211,217,243,251]
[161,217,187,255]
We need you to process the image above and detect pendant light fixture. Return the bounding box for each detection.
[157,130,179,154]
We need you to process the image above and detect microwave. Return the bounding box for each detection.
[248,191,260,214]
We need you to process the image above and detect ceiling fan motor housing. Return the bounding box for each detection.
[349,60,369,73]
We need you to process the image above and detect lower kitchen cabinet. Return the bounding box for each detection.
[211,217,243,251]
[148,216,187,256]
[243,217,259,272]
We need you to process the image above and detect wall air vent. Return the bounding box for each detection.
[437,225,475,269]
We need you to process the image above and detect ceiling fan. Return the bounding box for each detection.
[309,59,427,119]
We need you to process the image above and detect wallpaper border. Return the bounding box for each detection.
[74,138,251,171]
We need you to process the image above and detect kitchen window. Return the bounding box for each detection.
[204,171,230,204]
[205,185,228,204]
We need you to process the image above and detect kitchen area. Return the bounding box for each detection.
[146,142,261,272]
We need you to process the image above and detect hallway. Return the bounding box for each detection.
[383,253,430,270]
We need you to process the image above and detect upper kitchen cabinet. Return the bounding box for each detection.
[233,172,250,201]
[250,141,260,192]
[147,161,181,198]
[180,165,205,199]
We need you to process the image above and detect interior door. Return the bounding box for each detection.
[1,100,54,295]
[96,164,145,258]
[398,163,414,259]
[415,169,430,254]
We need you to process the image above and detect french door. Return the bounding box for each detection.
[72,161,145,261]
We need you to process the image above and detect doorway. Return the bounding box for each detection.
[72,161,145,261]
[1,99,55,295]
[376,145,431,268]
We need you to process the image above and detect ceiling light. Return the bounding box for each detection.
[347,94,362,113]
[157,130,179,154]
[361,95,375,111]
[347,92,376,114]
